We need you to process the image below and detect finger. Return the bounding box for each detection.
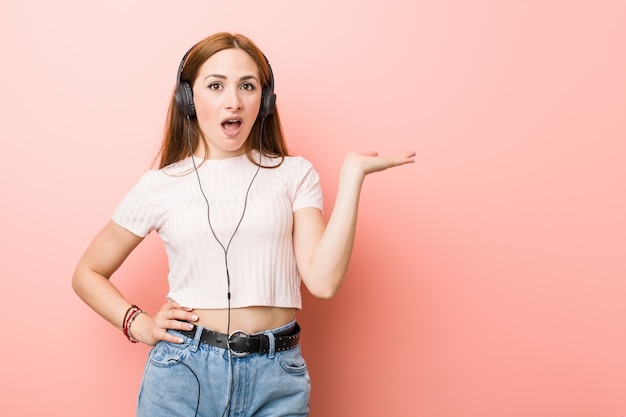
[166,299,195,311]
[163,318,195,332]
[150,319,194,344]
[154,311,198,330]
[168,307,199,322]
[153,327,186,344]
[400,150,416,158]
[157,300,178,315]
[387,153,415,165]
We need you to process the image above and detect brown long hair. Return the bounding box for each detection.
[157,33,289,169]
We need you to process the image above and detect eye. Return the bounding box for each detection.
[208,82,222,91]
[241,82,255,91]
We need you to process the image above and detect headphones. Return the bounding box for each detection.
[174,46,277,120]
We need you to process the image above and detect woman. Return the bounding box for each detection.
[72,32,415,417]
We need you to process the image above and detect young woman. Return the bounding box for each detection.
[72,32,415,417]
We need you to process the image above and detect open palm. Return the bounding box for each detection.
[344,150,416,176]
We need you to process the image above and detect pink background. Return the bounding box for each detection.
[1,1,625,416]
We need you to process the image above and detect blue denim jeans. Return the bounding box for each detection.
[136,320,310,417]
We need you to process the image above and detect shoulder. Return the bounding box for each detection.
[134,157,196,184]
[285,155,315,167]
[160,157,196,176]
[267,155,317,173]
[125,158,194,196]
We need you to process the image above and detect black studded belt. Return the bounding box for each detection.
[178,322,301,357]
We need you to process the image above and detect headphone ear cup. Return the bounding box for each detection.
[259,88,276,120]
[175,81,196,117]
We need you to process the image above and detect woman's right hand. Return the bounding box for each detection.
[130,301,199,346]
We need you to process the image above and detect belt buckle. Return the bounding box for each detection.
[227,330,251,357]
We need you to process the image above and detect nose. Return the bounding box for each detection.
[225,88,242,111]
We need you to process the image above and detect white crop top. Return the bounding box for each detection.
[112,152,323,309]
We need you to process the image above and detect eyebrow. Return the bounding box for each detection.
[202,74,259,83]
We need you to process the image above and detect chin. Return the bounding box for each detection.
[220,141,247,154]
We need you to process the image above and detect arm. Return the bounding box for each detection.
[294,150,415,299]
[72,220,197,345]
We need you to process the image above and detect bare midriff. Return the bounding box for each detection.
[192,306,297,334]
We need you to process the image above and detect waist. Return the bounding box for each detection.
[190,306,297,334]
[177,321,300,356]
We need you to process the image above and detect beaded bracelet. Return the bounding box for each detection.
[123,306,139,334]
[125,308,144,343]
[122,304,138,329]
[122,305,143,343]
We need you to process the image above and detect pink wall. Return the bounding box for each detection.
[2,1,625,416]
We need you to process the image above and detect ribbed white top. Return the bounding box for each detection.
[112,152,323,309]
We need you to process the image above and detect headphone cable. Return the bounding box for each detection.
[185,115,265,416]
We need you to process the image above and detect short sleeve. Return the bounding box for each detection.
[292,158,324,212]
[111,171,158,237]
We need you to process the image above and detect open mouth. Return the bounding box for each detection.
[221,118,243,136]
[222,119,242,127]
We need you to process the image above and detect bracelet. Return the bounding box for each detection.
[122,304,138,329]
[126,309,144,343]
[122,305,144,343]
[123,306,139,336]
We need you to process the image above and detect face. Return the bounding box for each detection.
[192,48,262,159]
